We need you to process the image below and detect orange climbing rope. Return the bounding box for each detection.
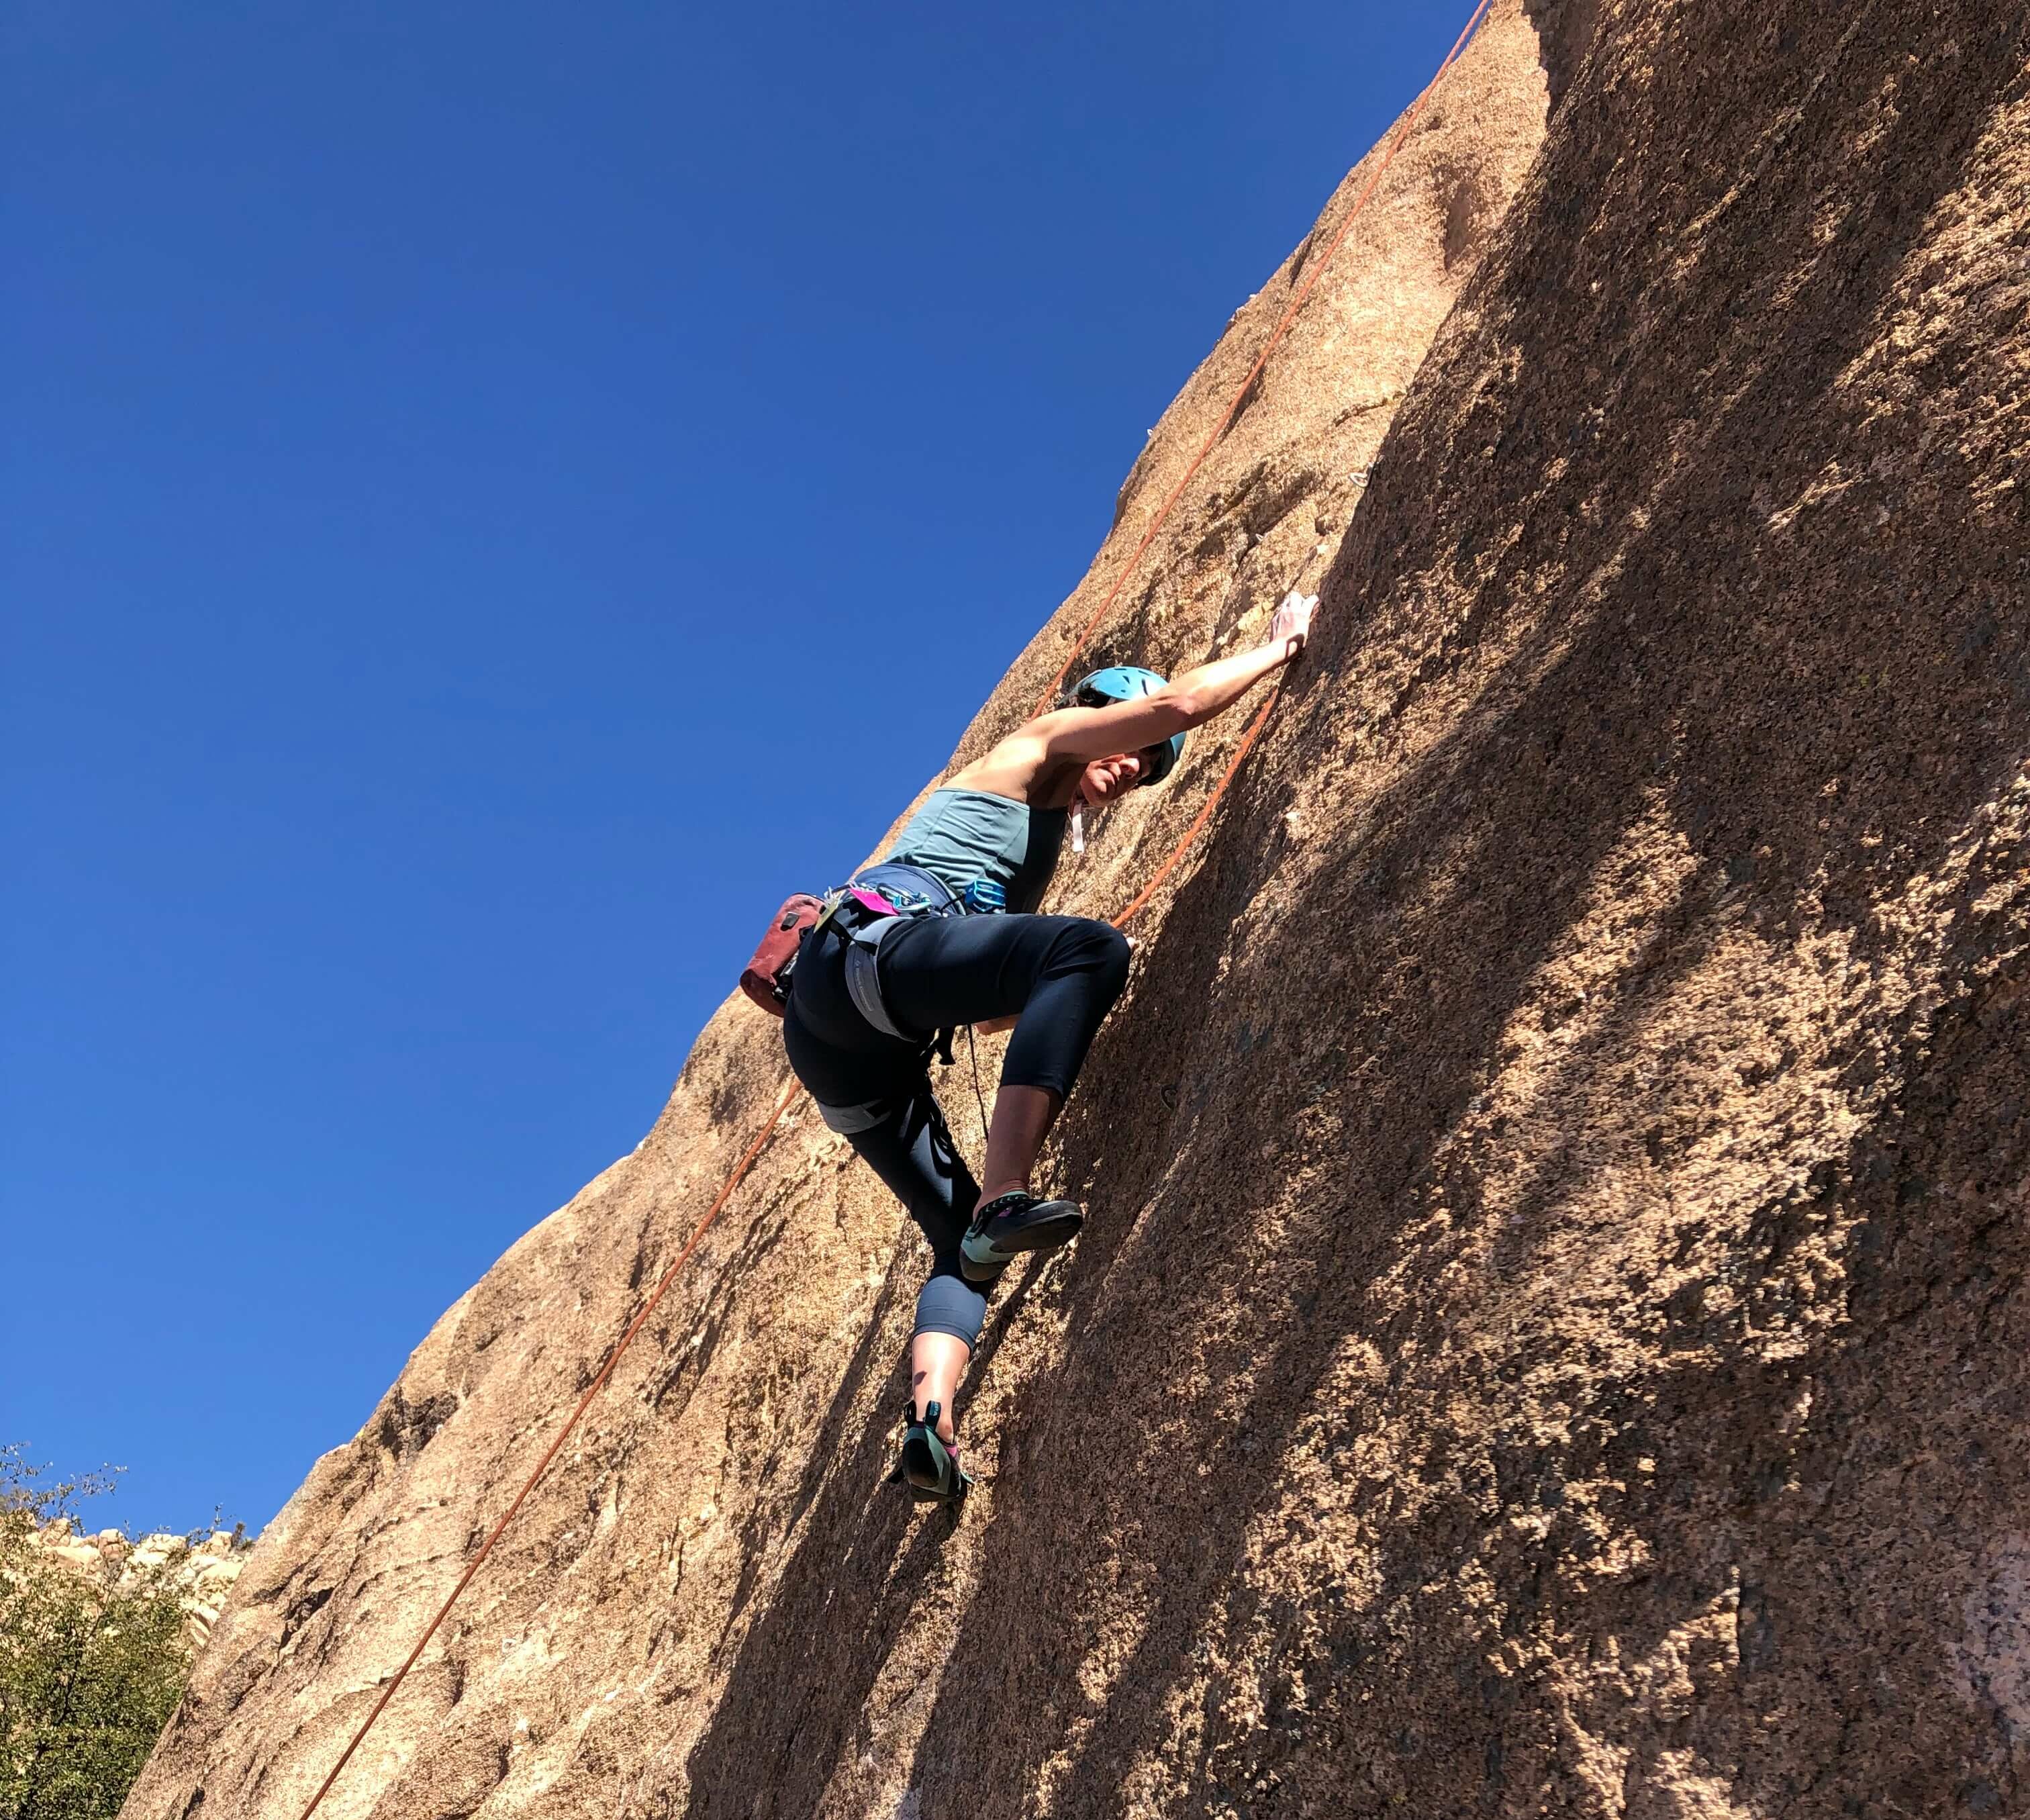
[297,1084,800,1820]
[1113,683,1284,929]
[299,7,1491,1813]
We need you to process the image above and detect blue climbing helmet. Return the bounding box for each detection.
[1069,665,1183,787]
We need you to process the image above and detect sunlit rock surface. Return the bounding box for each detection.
[124,3,2030,1814]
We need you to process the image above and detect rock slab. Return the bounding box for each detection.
[124,2,2030,1816]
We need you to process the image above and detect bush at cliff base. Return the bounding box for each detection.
[0,1448,191,1820]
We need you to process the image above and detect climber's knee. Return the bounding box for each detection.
[915,1266,987,1351]
[1051,916,1130,997]
[1090,921,1131,999]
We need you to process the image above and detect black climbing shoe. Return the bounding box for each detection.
[894,1400,972,1506]
[960,1191,1084,1284]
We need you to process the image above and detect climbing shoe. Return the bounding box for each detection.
[959,1191,1084,1284]
[893,1400,972,1505]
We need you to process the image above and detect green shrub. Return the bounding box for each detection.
[0,1448,194,1820]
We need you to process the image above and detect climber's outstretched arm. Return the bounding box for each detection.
[1033,593,1314,764]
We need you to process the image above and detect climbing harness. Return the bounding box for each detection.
[742,862,1004,1029]
[791,861,977,1135]
[822,861,965,1045]
[296,4,1494,1810]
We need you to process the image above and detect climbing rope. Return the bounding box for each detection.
[1113,683,1283,930]
[296,1083,799,1820]
[297,6,1492,1812]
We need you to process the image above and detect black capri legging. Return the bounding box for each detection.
[783,911,1130,1347]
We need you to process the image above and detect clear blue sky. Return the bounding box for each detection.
[4,2,1476,1533]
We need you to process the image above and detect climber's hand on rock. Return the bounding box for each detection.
[1271,590,1316,658]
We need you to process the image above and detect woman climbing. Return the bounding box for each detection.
[777,593,1314,1502]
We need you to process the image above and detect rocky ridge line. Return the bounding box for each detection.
[28,1519,256,1651]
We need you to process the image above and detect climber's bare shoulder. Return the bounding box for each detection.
[946,722,1055,803]
[950,703,1151,804]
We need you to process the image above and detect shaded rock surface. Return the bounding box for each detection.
[124,1,2029,1815]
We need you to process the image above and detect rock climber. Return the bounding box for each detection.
[777,593,1314,1502]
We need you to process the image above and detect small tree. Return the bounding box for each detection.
[0,1448,193,1820]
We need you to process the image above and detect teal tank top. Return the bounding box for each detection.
[885,788,1067,914]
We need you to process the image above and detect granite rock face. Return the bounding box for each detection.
[124,2,2029,1815]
